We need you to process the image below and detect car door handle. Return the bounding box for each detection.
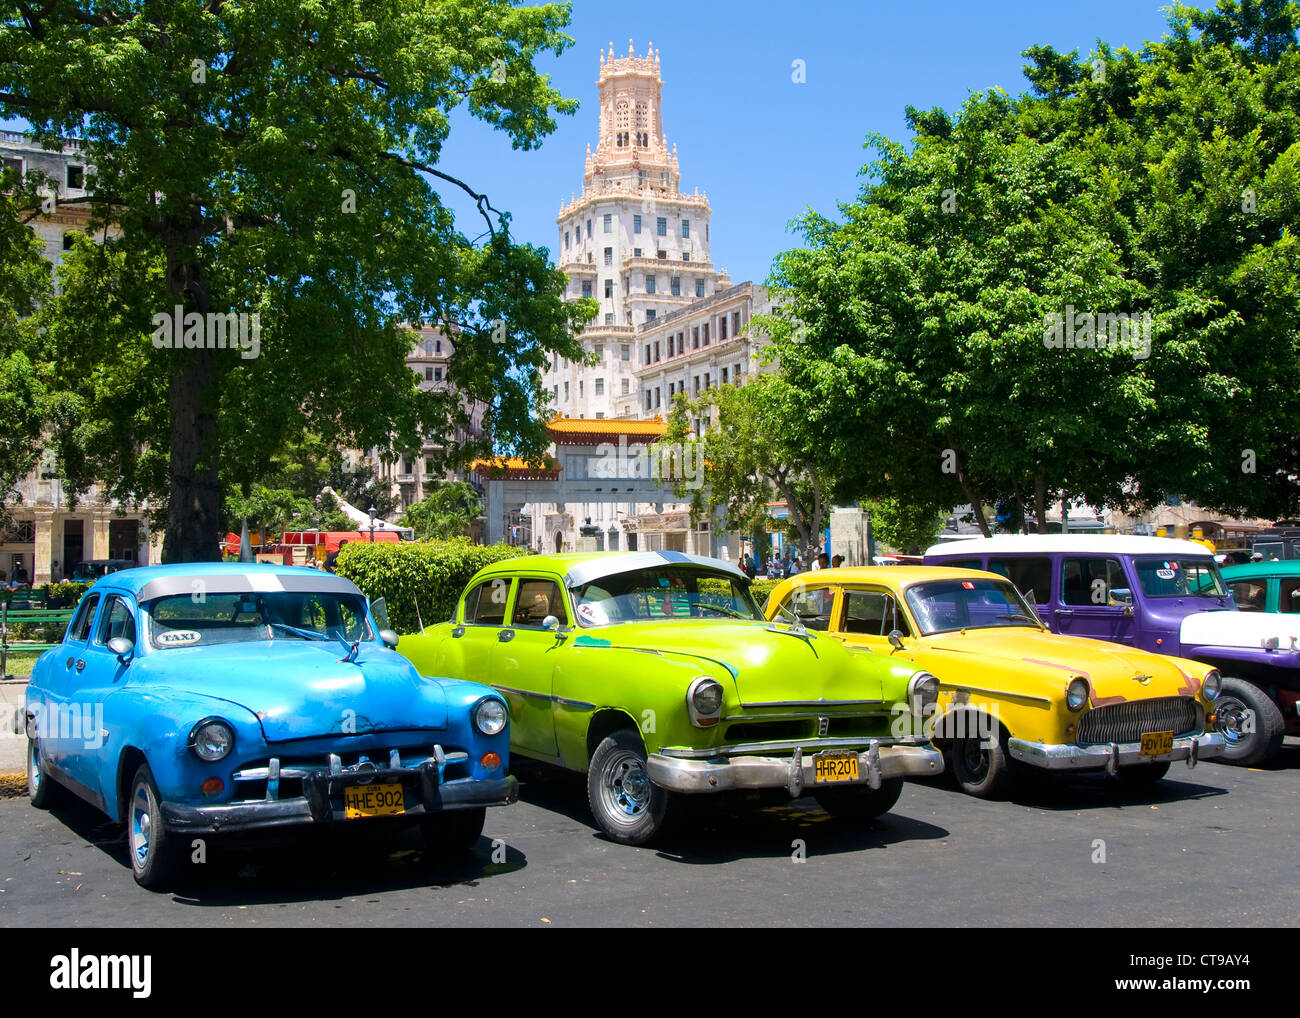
[451,626,465,638]
[498,629,515,643]
[66,657,75,668]
[1054,609,1074,616]
[75,658,86,672]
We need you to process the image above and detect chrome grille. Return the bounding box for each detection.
[1077,697,1199,745]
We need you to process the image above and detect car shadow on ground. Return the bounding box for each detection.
[912,767,1230,811]
[45,800,527,905]
[512,761,950,863]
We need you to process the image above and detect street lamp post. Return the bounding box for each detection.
[368,505,377,543]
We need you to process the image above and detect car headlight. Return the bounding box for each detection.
[908,672,940,717]
[1202,669,1221,701]
[474,698,508,736]
[1065,677,1089,712]
[687,676,724,727]
[189,718,235,762]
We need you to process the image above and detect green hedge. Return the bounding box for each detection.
[748,578,780,610]
[335,538,529,634]
[46,581,92,607]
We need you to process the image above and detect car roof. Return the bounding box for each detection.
[924,535,1214,557]
[471,550,747,586]
[1220,561,1300,579]
[769,565,1009,593]
[88,562,362,601]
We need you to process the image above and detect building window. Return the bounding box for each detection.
[565,231,570,249]
[695,278,705,298]
[1,157,22,181]
[595,412,605,419]
[633,214,642,234]
[657,217,667,236]
[595,378,605,395]
[703,323,710,344]
[657,250,667,259]
[432,367,440,383]
[594,343,604,359]
[646,391,653,411]
[646,275,656,294]
[436,340,442,353]
[620,344,630,361]
[693,375,700,395]
[582,280,593,298]
[670,276,680,296]
[425,459,434,474]
[681,219,690,238]
[605,313,615,324]
[603,213,612,233]
[733,311,741,335]
[667,335,674,356]
[624,277,630,295]
[604,278,613,298]
[604,247,612,266]
[704,372,711,389]
[633,247,642,258]
[692,327,700,349]
[621,378,630,394]
[62,231,78,251]
[683,252,691,261]
[646,309,656,322]
[579,380,584,397]
[587,219,592,238]
[722,367,729,384]
[425,366,433,380]
[654,341,660,361]
[720,316,728,340]
[655,387,661,408]
[644,344,651,364]
[66,165,84,189]
[564,381,570,401]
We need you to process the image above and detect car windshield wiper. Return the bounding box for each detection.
[693,602,754,620]
[266,621,331,641]
[996,612,1041,624]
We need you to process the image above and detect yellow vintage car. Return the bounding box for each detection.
[764,566,1227,798]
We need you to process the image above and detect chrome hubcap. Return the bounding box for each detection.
[130,784,153,867]
[603,751,651,822]
[27,742,40,796]
[1216,697,1250,743]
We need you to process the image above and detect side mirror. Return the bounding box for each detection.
[107,636,134,663]
[378,629,399,649]
[887,630,905,651]
[1108,588,1133,606]
[542,615,560,630]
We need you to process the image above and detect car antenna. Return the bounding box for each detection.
[413,594,426,635]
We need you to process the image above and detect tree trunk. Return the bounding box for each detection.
[160,237,223,564]
[1034,472,1049,533]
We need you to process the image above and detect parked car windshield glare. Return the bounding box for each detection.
[146,591,373,648]
[904,577,1043,635]
[1133,557,1226,598]
[571,567,762,626]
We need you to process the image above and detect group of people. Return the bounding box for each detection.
[738,550,844,580]
[2,561,30,591]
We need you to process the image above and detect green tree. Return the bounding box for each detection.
[399,481,482,540]
[865,497,945,555]
[2,1,595,561]
[662,377,835,559]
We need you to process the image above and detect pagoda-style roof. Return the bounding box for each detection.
[546,414,668,445]
[471,456,562,481]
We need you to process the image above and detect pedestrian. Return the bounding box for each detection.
[323,538,348,573]
[814,552,829,571]
[831,554,844,568]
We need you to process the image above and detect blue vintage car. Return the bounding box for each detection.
[24,563,517,889]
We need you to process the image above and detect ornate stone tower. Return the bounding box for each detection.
[544,41,722,421]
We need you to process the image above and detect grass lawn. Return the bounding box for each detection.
[1,648,46,679]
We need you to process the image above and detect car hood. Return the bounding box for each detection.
[576,620,893,703]
[918,627,1201,701]
[1180,609,1300,651]
[132,640,447,741]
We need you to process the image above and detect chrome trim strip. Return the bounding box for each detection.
[647,743,944,794]
[657,735,926,759]
[942,683,1053,706]
[1007,732,1226,771]
[739,699,886,709]
[266,757,280,801]
[232,751,469,783]
[491,683,596,711]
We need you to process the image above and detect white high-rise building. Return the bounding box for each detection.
[543,41,726,421]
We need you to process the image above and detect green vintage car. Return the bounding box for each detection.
[397,551,944,845]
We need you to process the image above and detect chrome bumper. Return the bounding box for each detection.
[646,741,944,796]
[1007,732,1226,774]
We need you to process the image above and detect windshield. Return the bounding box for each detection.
[571,567,762,626]
[1133,557,1226,598]
[146,591,374,648]
[904,577,1043,635]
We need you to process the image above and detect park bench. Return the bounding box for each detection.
[1,591,75,678]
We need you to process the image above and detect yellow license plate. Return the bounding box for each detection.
[343,783,405,818]
[1140,731,1174,756]
[813,752,860,784]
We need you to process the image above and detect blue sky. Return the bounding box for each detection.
[4,1,1206,285]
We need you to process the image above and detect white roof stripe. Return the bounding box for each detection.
[924,535,1215,557]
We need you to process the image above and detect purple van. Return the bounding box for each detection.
[924,535,1296,766]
